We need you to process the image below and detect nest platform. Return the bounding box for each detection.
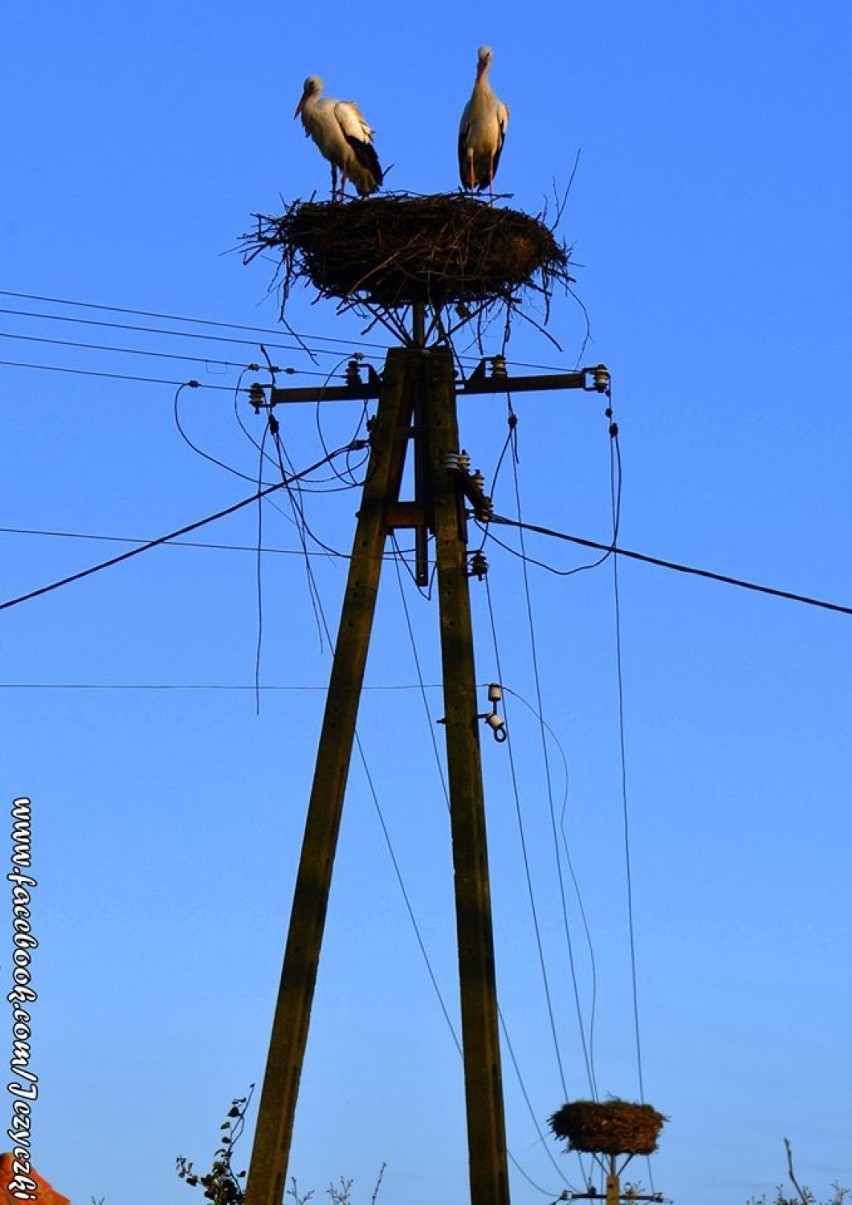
[241,194,570,311]
[549,1101,666,1157]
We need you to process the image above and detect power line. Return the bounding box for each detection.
[0,525,418,560]
[0,289,392,354]
[0,288,584,374]
[0,327,306,375]
[499,407,597,1104]
[0,357,237,391]
[490,515,852,617]
[0,303,385,363]
[0,483,283,610]
[0,682,447,691]
[0,446,358,612]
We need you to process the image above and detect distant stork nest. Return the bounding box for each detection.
[240,193,572,316]
[549,1101,667,1157]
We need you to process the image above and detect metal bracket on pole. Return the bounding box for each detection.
[459,358,610,396]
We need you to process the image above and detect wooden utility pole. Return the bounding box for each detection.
[244,341,608,1205]
[244,349,415,1205]
[426,348,510,1205]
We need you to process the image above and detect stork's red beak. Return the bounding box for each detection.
[294,94,306,118]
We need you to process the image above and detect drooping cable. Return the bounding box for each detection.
[483,577,592,1191]
[269,411,328,652]
[254,422,271,716]
[504,404,600,1103]
[606,394,655,1193]
[391,543,572,1194]
[174,382,267,484]
[353,731,463,1058]
[482,573,571,1099]
[502,685,599,1102]
[392,549,448,804]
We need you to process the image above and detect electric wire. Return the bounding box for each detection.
[606,399,653,1191]
[0,525,419,561]
[390,544,572,1195]
[269,405,337,645]
[0,682,449,692]
[174,382,266,484]
[0,289,393,355]
[390,529,437,600]
[482,569,573,1101]
[0,447,356,613]
[0,356,236,391]
[504,403,599,1104]
[353,739,462,1058]
[254,423,270,715]
[4,508,845,617]
[0,288,600,374]
[613,520,652,1186]
[482,576,590,1191]
[488,517,852,616]
[0,304,383,364]
[281,527,469,1126]
[502,685,600,1101]
[392,550,448,803]
[231,368,370,500]
[276,448,325,646]
[0,328,297,375]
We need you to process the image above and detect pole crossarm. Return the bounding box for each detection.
[459,358,609,396]
[258,362,609,407]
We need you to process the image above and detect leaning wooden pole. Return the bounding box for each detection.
[244,349,412,1205]
[425,347,511,1205]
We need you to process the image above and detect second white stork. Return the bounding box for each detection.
[458,46,509,195]
[294,75,384,199]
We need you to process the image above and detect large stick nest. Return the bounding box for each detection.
[549,1101,667,1156]
[241,193,571,310]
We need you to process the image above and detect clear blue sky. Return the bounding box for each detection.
[2,3,851,1204]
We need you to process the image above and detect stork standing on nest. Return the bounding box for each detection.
[458,46,509,196]
[294,75,384,199]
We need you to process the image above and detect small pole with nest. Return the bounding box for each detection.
[548,1100,668,1203]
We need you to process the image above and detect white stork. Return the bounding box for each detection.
[294,75,384,199]
[458,46,509,195]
